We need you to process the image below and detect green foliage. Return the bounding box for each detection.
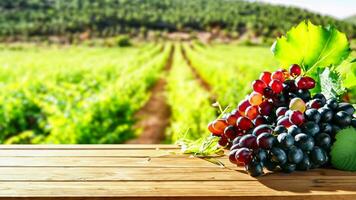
[0,43,170,144]
[272,21,351,73]
[165,44,216,143]
[0,0,355,39]
[115,35,131,47]
[331,127,356,171]
[319,67,345,99]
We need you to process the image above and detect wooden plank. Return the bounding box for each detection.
[0,156,219,168]
[0,180,355,199]
[0,167,355,182]
[0,144,179,150]
[0,149,183,157]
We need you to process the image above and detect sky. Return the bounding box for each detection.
[254,0,355,19]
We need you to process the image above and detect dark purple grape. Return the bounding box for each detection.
[305,108,321,123]
[287,146,303,164]
[313,93,326,105]
[295,133,314,151]
[352,118,356,128]
[296,153,312,171]
[264,159,279,172]
[256,133,276,150]
[318,107,333,122]
[310,147,327,166]
[296,89,311,102]
[315,133,332,149]
[336,103,355,115]
[326,98,338,110]
[277,133,294,149]
[254,149,267,163]
[301,121,320,137]
[274,125,287,134]
[333,111,352,128]
[281,163,296,173]
[287,125,301,137]
[320,123,333,134]
[270,147,287,165]
[245,160,264,177]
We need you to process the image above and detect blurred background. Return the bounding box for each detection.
[0,0,354,144]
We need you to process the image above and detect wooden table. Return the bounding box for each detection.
[0,145,355,200]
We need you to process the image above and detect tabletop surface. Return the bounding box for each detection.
[0,144,355,200]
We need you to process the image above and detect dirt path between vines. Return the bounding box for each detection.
[126,47,174,144]
[181,46,216,101]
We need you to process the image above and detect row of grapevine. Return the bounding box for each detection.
[183,43,277,107]
[165,44,216,143]
[0,43,171,144]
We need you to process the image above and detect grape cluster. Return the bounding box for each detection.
[208,64,356,177]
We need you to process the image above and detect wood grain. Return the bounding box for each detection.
[0,144,355,200]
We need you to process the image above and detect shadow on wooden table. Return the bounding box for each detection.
[256,168,356,193]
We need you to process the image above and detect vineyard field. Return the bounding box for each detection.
[0,42,355,144]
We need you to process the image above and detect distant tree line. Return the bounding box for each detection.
[0,0,354,39]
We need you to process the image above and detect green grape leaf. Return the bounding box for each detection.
[318,67,346,99]
[331,127,356,171]
[271,20,351,73]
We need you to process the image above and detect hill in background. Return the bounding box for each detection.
[0,0,355,42]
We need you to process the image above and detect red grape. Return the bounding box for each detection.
[239,134,257,149]
[296,76,315,89]
[271,70,285,82]
[263,87,274,98]
[289,110,304,125]
[208,122,222,136]
[269,79,283,94]
[235,148,253,165]
[253,124,273,136]
[277,116,293,128]
[224,125,237,140]
[245,105,259,120]
[304,76,316,89]
[258,101,273,116]
[259,71,272,85]
[237,117,253,130]
[252,80,267,94]
[249,92,263,106]
[212,119,228,133]
[254,116,267,126]
[276,107,288,117]
[289,64,302,76]
[226,113,239,126]
[238,99,251,113]
[218,136,229,146]
[231,109,242,118]
[308,99,322,109]
[229,149,239,164]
